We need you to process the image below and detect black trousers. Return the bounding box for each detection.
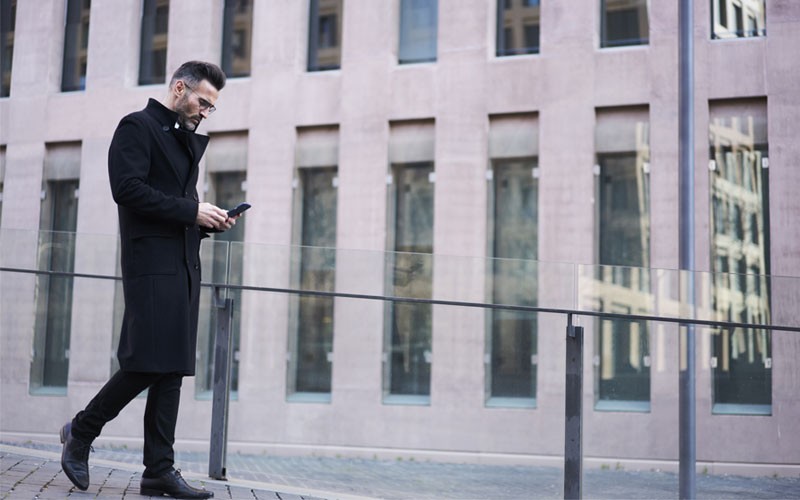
[71,370,183,478]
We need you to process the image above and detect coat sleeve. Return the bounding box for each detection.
[108,116,198,225]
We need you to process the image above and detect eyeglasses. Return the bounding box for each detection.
[184,83,217,114]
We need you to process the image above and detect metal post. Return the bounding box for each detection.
[678,0,696,497]
[564,314,584,500]
[209,286,234,480]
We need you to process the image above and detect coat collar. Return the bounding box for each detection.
[143,98,210,189]
[145,98,181,129]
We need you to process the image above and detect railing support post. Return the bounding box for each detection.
[209,286,233,480]
[564,314,584,500]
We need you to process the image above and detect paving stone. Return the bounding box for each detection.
[5,444,800,499]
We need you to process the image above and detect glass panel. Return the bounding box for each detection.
[221,0,252,78]
[110,242,124,375]
[61,0,91,92]
[496,0,540,57]
[385,163,433,400]
[0,145,5,221]
[399,0,437,64]
[0,0,16,97]
[708,102,771,412]
[196,171,246,396]
[594,112,651,408]
[288,168,337,397]
[30,181,79,393]
[601,0,649,48]
[488,160,538,403]
[712,0,765,39]
[307,0,342,71]
[138,0,169,85]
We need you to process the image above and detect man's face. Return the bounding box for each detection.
[174,79,219,132]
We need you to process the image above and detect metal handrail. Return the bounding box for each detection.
[3,266,798,332]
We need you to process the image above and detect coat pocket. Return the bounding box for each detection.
[131,235,178,276]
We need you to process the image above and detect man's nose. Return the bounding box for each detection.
[199,108,210,119]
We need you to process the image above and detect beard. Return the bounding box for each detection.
[175,94,202,132]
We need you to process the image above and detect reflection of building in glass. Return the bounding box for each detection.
[0,0,16,97]
[593,108,651,409]
[288,127,339,399]
[712,0,765,39]
[221,0,253,78]
[61,0,91,92]
[486,114,539,405]
[708,100,771,413]
[138,0,169,85]
[30,143,81,393]
[386,164,434,399]
[308,0,342,71]
[496,0,540,56]
[398,0,438,64]
[601,0,649,47]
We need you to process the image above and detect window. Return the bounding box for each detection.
[496,0,540,56]
[486,114,539,406]
[30,143,81,394]
[61,0,91,91]
[712,0,765,39]
[288,127,338,400]
[307,0,342,71]
[196,132,248,397]
[398,0,437,64]
[594,107,651,410]
[221,0,253,77]
[708,99,771,415]
[139,0,169,85]
[385,120,435,402]
[600,0,648,48]
[0,0,16,97]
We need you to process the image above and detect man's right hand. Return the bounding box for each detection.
[196,202,232,230]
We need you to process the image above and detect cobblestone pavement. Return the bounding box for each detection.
[3,441,800,499]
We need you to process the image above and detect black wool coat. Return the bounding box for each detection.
[108,98,210,375]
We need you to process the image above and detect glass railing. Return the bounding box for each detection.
[2,228,798,498]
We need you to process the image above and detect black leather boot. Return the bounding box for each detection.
[59,422,92,491]
[140,469,213,499]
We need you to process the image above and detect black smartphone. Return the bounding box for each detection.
[227,202,251,218]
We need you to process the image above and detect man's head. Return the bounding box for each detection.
[165,61,227,132]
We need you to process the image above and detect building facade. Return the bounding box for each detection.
[1,0,799,473]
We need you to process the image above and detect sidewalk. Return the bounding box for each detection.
[1,445,342,500]
[2,441,800,499]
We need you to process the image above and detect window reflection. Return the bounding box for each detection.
[708,99,771,413]
[31,143,82,393]
[308,0,342,71]
[600,0,649,48]
[0,0,16,97]
[221,0,253,78]
[496,0,540,56]
[289,168,337,396]
[594,108,651,409]
[139,0,169,85]
[489,160,538,401]
[61,0,91,92]
[712,0,765,39]
[399,0,438,64]
[386,163,434,398]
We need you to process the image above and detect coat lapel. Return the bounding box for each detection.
[143,99,210,190]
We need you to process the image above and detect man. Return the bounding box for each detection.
[59,61,236,499]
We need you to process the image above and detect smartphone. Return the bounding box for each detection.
[227,202,251,218]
